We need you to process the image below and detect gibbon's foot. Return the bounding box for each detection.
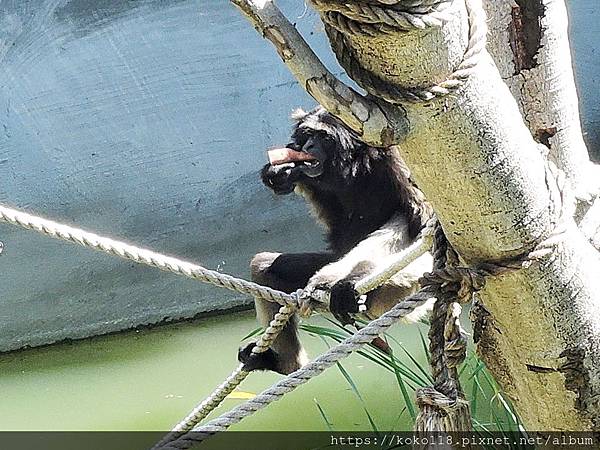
[238,342,279,372]
[329,280,361,325]
[238,342,304,375]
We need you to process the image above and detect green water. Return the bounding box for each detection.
[0,311,430,432]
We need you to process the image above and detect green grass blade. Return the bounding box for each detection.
[469,362,479,418]
[305,321,428,387]
[396,342,433,385]
[313,398,335,431]
[336,362,379,432]
[390,407,408,430]
[240,326,263,341]
[301,323,349,340]
[389,352,416,422]
[418,327,430,361]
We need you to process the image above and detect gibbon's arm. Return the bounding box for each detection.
[300,212,431,317]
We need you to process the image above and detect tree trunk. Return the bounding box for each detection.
[313,0,600,431]
[484,0,597,202]
[233,0,600,430]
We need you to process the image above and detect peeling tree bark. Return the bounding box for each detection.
[484,0,598,202]
[232,0,600,431]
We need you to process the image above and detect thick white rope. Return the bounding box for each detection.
[0,203,294,306]
[157,223,435,444]
[157,287,435,450]
[0,202,433,442]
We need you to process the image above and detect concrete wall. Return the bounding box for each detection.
[0,0,598,351]
[569,0,600,157]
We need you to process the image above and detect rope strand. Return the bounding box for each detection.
[0,201,434,445]
[157,221,435,445]
[0,203,295,306]
[313,0,488,103]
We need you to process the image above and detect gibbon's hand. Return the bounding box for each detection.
[329,279,361,325]
[299,270,341,317]
[300,261,370,324]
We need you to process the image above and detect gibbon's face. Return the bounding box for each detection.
[261,129,337,195]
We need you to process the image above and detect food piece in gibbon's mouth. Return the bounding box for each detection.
[267,147,316,165]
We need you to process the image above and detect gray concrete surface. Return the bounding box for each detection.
[0,0,598,351]
[569,0,600,156]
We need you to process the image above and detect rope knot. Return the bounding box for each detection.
[415,386,472,432]
[455,267,486,301]
[418,266,486,304]
[416,386,461,412]
[290,289,303,307]
[444,303,468,369]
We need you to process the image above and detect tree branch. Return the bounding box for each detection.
[230,0,407,147]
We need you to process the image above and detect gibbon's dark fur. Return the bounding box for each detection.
[238,106,433,375]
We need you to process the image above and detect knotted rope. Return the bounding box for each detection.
[0,201,433,445]
[414,159,571,432]
[311,0,487,103]
[155,219,435,448]
[156,199,570,450]
[0,204,295,307]
[415,223,478,431]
